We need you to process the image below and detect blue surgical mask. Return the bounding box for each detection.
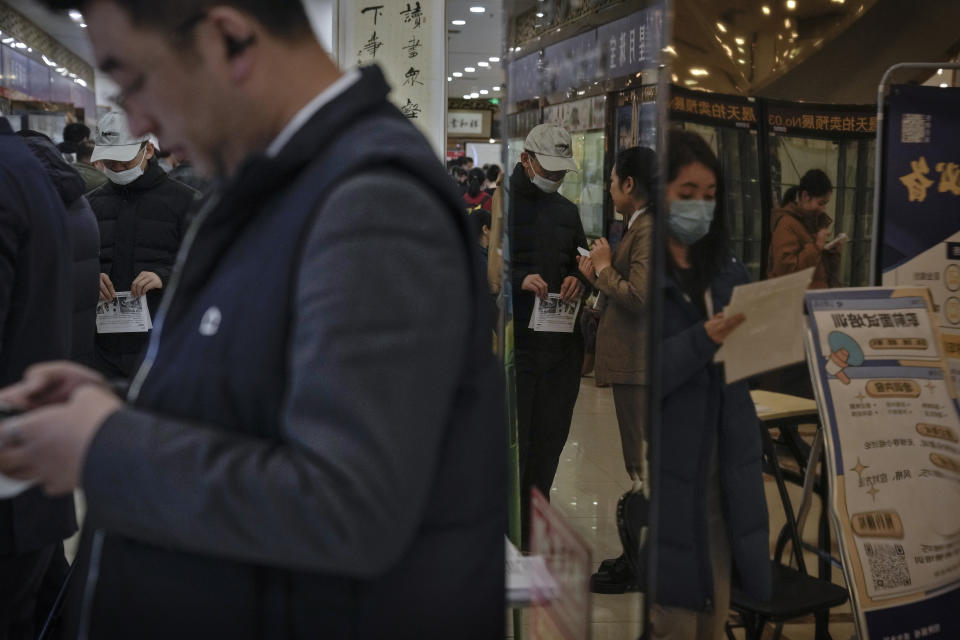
[668,200,716,245]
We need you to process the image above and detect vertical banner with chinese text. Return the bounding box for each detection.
[339,1,446,156]
[881,85,960,390]
[806,288,960,639]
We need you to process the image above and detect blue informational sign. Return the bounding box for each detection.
[881,84,960,271]
[507,3,663,103]
[805,287,960,640]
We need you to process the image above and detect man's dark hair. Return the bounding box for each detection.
[485,164,501,184]
[77,140,96,163]
[63,122,91,144]
[40,1,314,41]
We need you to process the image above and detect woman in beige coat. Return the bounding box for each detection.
[578,146,656,592]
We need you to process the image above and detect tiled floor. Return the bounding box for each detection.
[510,377,858,640]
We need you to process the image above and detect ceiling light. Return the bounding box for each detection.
[784,18,791,28]
[672,73,679,82]
[42,55,57,66]
[68,9,83,21]
[663,45,677,56]
[515,46,521,52]
[80,23,87,28]
[469,6,485,13]
[470,92,480,98]
[489,138,496,144]
[536,12,544,17]
[489,56,500,62]
[684,79,699,85]
[940,83,949,88]
[938,68,943,75]
[451,19,466,26]
[492,86,501,91]
[27,47,32,52]
[447,77,452,82]
[786,0,797,9]
[463,94,472,99]
[792,31,799,37]
[452,71,463,77]
[690,67,709,76]
[762,5,772,14]
[738,58,746,64]
[1,38,11,44]
[716,22,727,33]
[74,78,87,87]
[477,61,490,67]
[480,89,489,95]
[735,37,745,45]
[465,67,475,72]
[738,46,745,53]
[15,42,26,49]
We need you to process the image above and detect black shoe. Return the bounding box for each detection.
[590,555,640,594]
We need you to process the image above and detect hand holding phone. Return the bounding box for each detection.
[824,232,848,251]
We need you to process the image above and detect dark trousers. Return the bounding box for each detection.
[0,544,56,640]
[516,337,584,548]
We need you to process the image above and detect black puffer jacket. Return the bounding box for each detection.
[20,134,100,366]
[509,162,587,347]
[88,161,196,316]
[88,160,196,376]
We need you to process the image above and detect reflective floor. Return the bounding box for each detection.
[510,376,858,640]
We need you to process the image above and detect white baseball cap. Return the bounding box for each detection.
[524,124,578,173]
[91,111,157,163]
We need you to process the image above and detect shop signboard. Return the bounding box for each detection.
[339,0,446,156]
[806,287,960,639]
[447,110,490,138]
[880,84,960,390]
[669,85,758,129]
[767,101,876,138]
[507,3,663,104]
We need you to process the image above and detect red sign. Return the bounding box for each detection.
[530,488,592,640]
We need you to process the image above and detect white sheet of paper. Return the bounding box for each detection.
[0,473,33,499]
[530,293,581,333]
[96,292,153,334]
[714,267,814,383]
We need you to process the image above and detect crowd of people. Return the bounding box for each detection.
[0,1,849,638]
[0,0,503,638]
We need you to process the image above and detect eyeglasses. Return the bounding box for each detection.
[109,11,208,111]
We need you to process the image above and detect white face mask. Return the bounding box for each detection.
[531,172,562,194]
[104,146,146,185]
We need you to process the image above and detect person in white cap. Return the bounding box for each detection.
[87,111,198,379]
[509,123,588,547]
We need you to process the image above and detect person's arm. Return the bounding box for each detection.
[487,188,503,295]
[595,216,651,315]
[81,170,472,576]
[661,322,718,397]
[769,219,819,277]
[0,202,24,350]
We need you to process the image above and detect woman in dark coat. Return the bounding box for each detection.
[650,130,771,639]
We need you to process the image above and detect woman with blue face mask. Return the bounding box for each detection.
[649,130,772,639]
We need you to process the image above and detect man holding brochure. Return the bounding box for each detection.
[510,123,588,547]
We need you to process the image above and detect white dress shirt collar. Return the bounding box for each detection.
[266,68,362,158]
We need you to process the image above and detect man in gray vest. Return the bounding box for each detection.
[0,1,504,637]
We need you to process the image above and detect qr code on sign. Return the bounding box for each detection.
[864,542,911,590]
[901,113,931,143]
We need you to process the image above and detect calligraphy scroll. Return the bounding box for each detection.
[340,0,446,156]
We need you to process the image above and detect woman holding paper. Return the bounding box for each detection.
[768,168,842,289]
[577,146,656,593]
[650,130,771,639]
